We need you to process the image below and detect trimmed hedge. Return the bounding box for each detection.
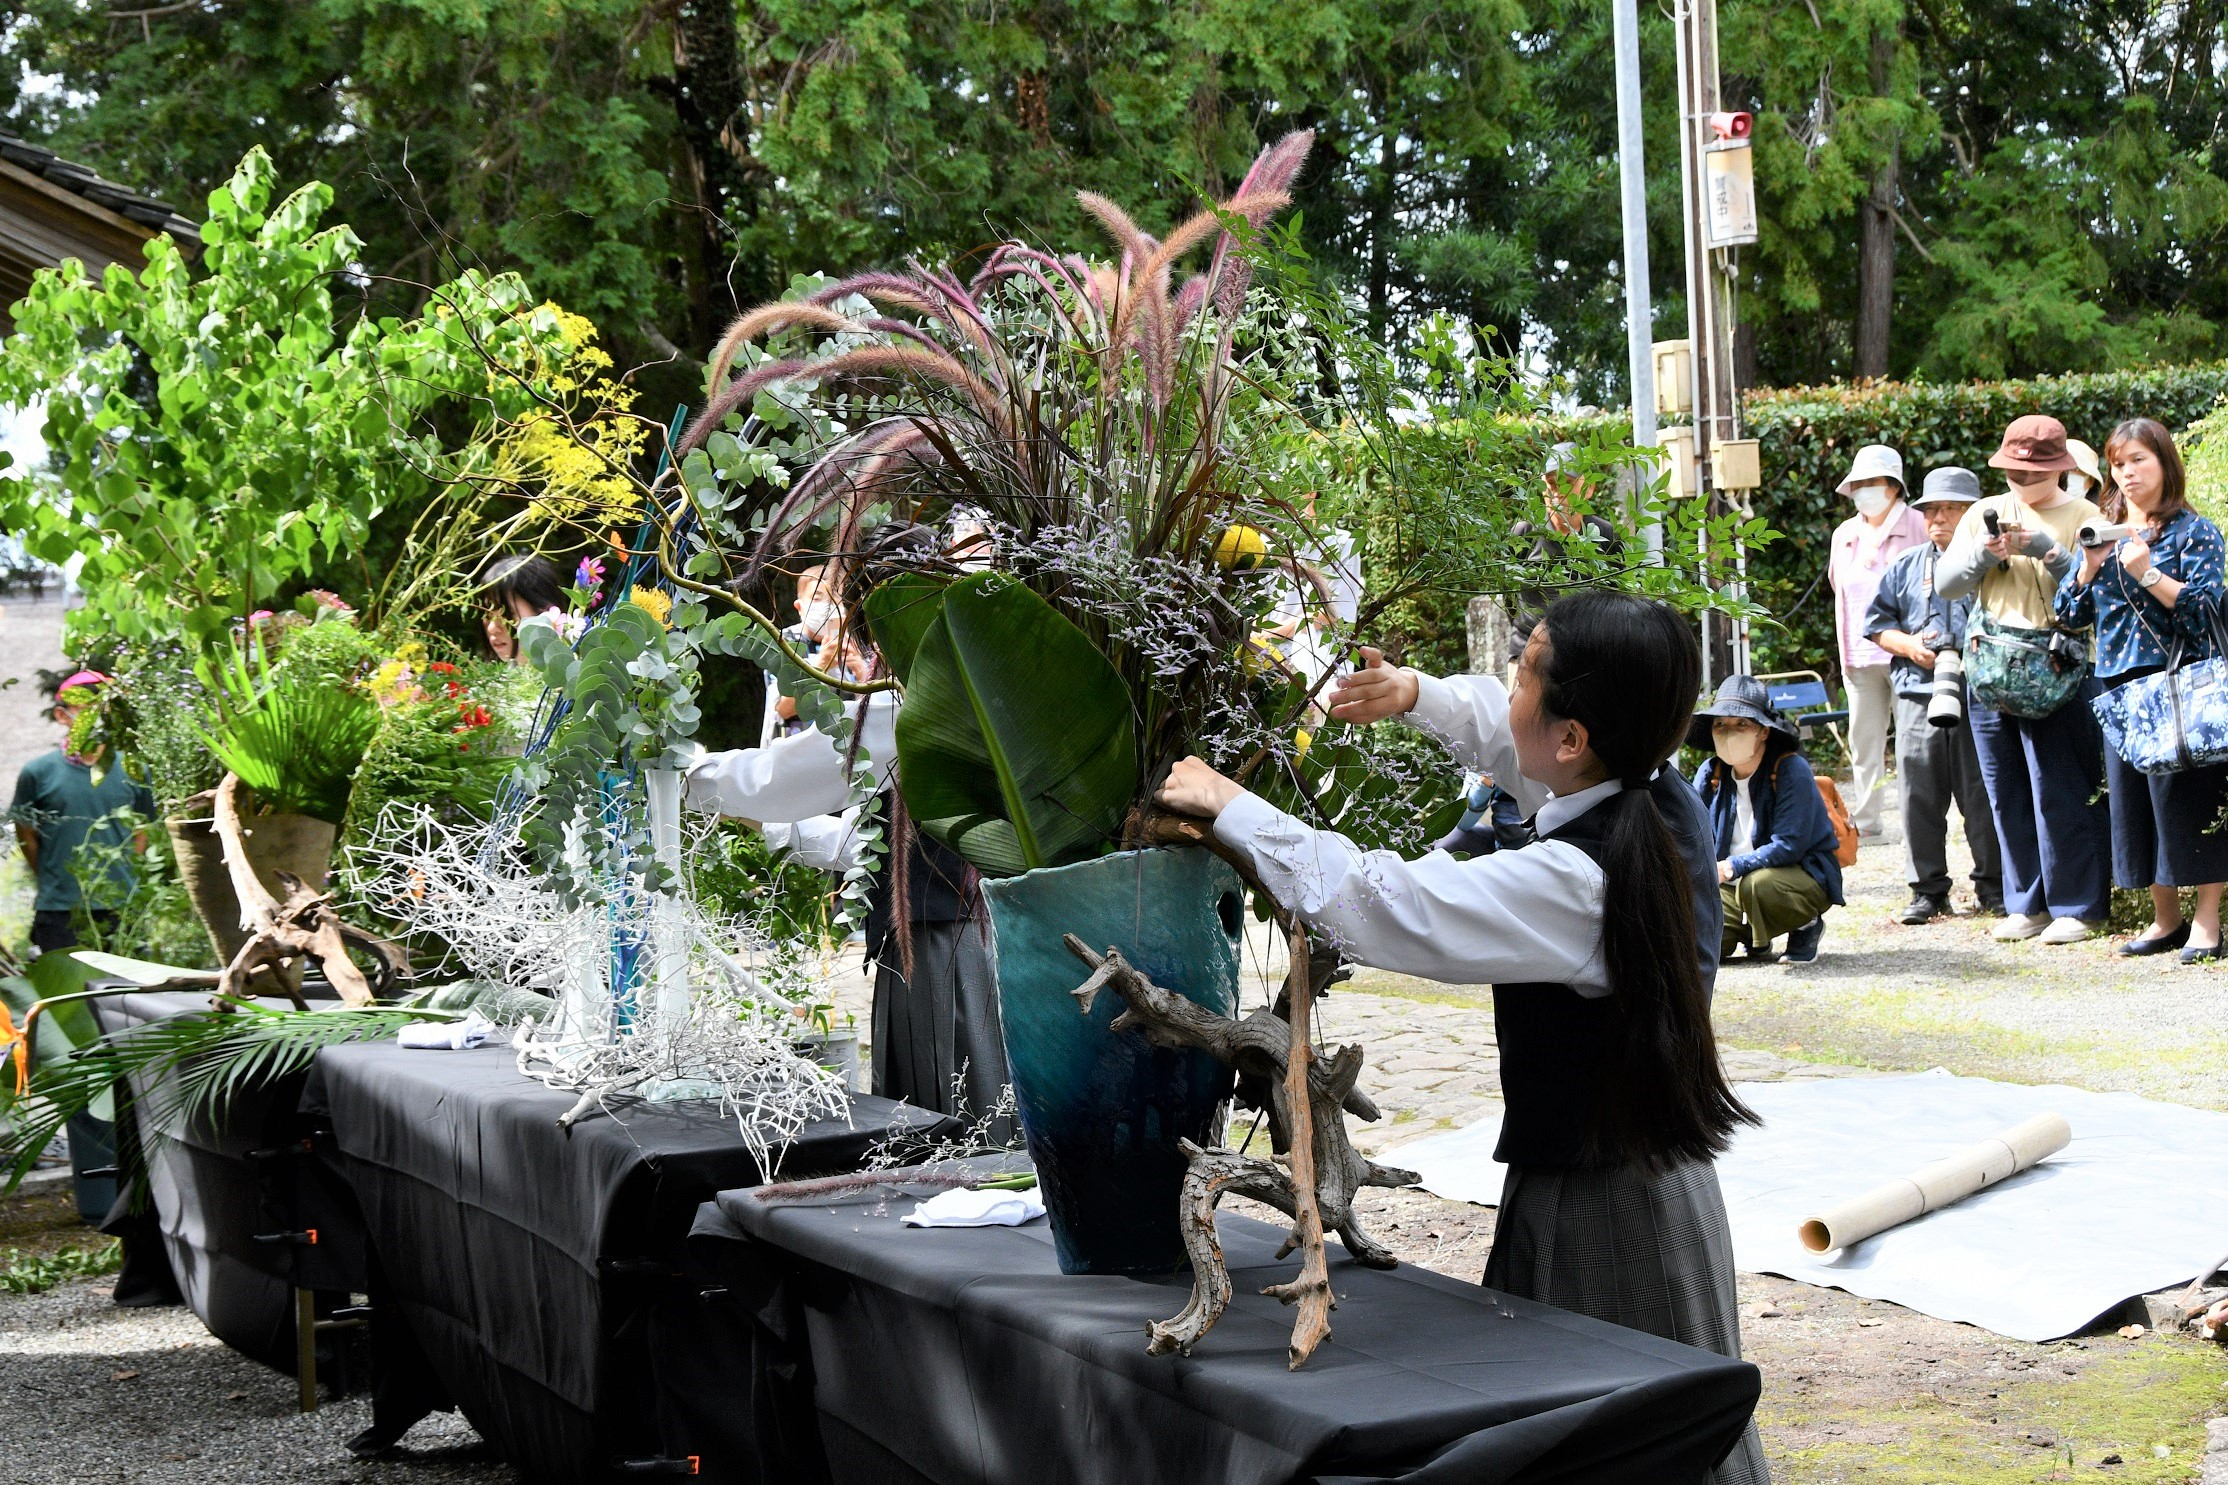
[1743,364,2228,679]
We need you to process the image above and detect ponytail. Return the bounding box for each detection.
[1538,592,1758,1170]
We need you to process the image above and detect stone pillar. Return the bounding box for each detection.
[1466,596,1514,678]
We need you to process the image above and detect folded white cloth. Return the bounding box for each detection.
[901,1185,1046,1228]
[397,1010,498,1051]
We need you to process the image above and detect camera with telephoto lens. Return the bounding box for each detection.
[2078,521,2136,549]
[1926,639,1965,729]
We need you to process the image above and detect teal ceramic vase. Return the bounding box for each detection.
[981,847,1244,1275]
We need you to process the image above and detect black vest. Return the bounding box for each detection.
[863,790,975,958]
[1490,769,1721,1169]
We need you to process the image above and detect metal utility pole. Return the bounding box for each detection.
[1612,0,1661,562]
[1671,0,1750,684]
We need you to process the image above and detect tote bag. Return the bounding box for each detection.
[2092,609,2228,775]
[1965,611,2087,720]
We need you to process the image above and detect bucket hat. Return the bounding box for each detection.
[2065,438,2102,488]
[1687,674,1798,750]
[1835,444,1905,496]
[1988,415,2078,473]
[1914,466,1982,507]
[1544,441,1580,476]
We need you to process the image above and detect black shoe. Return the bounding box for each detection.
[2181,939,2220,965]
[1784,917,1826,963]
[1978,896,2006,917]
[1898,893,1950,926]
[2119,923,2192,958]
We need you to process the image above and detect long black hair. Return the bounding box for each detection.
[477,553,568,616]
[1536,591,1758,1169]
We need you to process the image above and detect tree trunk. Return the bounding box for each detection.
[669,0,759,344]
[1854,28,1898,380]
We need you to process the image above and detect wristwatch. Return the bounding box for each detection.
[2138,566,2165,590]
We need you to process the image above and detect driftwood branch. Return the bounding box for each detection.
[1063,933,1417,1367]
[211,774,409,1009]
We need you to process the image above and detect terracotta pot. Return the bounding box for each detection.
[166,792,337,993]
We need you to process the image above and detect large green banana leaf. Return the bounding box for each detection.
[860,572,950,685]
[894,573,1137,877]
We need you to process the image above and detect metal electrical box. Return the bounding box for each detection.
[1662,426,1700,500]
[1653,340,1693,418]
[1713,437,1762,491]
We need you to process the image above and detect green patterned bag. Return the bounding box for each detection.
[1965,611,2087,720]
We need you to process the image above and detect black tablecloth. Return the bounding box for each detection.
[691,1170,1761,1485]
[303,1042,955,1482]
[91,988,370,1373]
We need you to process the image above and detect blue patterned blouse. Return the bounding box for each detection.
[2053,507,2227,679]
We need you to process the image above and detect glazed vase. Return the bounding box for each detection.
[981,846,1243,1275]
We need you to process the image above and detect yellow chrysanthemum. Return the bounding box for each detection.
[628,585,673,628]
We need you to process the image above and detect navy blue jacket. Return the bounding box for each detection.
[1692,738,1845,905]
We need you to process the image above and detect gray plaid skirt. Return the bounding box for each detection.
[1485,1159,1770,1485]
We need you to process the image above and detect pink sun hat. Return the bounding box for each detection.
[55,670,109,694]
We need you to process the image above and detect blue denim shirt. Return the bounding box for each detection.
[1862,543,1972,700]
[2052,508,2226,679]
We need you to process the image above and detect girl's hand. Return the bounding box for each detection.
[2079,539,2113,584]
[1717,859,1736,884]
[1327,647,1420,723]
[2117,536,2154,583]
[1157,757,1244,820]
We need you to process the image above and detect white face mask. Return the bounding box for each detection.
[1852,486,1894,519]
[797,599,838,633]
[2063,473,2092,500]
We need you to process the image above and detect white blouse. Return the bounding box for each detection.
[1211,671,1616,996]
[682,692,897,823]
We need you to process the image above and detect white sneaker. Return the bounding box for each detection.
[2039,915,2105,945]
[1993,912,2052,942]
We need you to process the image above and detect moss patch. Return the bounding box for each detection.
[1764,1341,2228,1483]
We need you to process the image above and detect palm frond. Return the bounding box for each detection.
[0,1002,446,1193]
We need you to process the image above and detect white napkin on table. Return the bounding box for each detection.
[901,1185,1046,1228]
[397,1010,498,1051]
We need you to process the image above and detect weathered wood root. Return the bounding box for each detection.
[1063,935,1418,1366]
[211,774,409,1009]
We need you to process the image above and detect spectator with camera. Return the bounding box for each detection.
[1863,467,2003,924]
[1829,444,1930,838]
[2055,418,2228,963]
[1937,415,2112,945]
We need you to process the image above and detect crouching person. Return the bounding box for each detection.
[1693,677,1845,963]
[1862,467,2004,923]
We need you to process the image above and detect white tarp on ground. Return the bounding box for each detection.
[1388,1069,2228,1342]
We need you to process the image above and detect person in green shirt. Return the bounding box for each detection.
[11,670,155,954]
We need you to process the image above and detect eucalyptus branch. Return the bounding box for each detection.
[651,526,898,695]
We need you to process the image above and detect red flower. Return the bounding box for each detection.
[428,662,458,675]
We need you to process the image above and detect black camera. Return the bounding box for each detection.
[1927,637,1965,729]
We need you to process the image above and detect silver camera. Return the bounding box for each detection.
[2078,521,2136,549]
[1927,644,1965,729]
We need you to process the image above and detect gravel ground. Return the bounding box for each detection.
[0,1281,514,1485]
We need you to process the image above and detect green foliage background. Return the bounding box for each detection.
[6,1,2220,398]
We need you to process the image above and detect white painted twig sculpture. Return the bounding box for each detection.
[211,773,407,1008]
[1063,926,1417,1368]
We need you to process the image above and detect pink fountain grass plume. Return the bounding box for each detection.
[1202,129,1315,317]
[704,303,860,392]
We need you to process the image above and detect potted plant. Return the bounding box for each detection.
[640,132,1470,1279]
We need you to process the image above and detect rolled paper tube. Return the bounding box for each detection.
[1798,1113,2072,1254]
